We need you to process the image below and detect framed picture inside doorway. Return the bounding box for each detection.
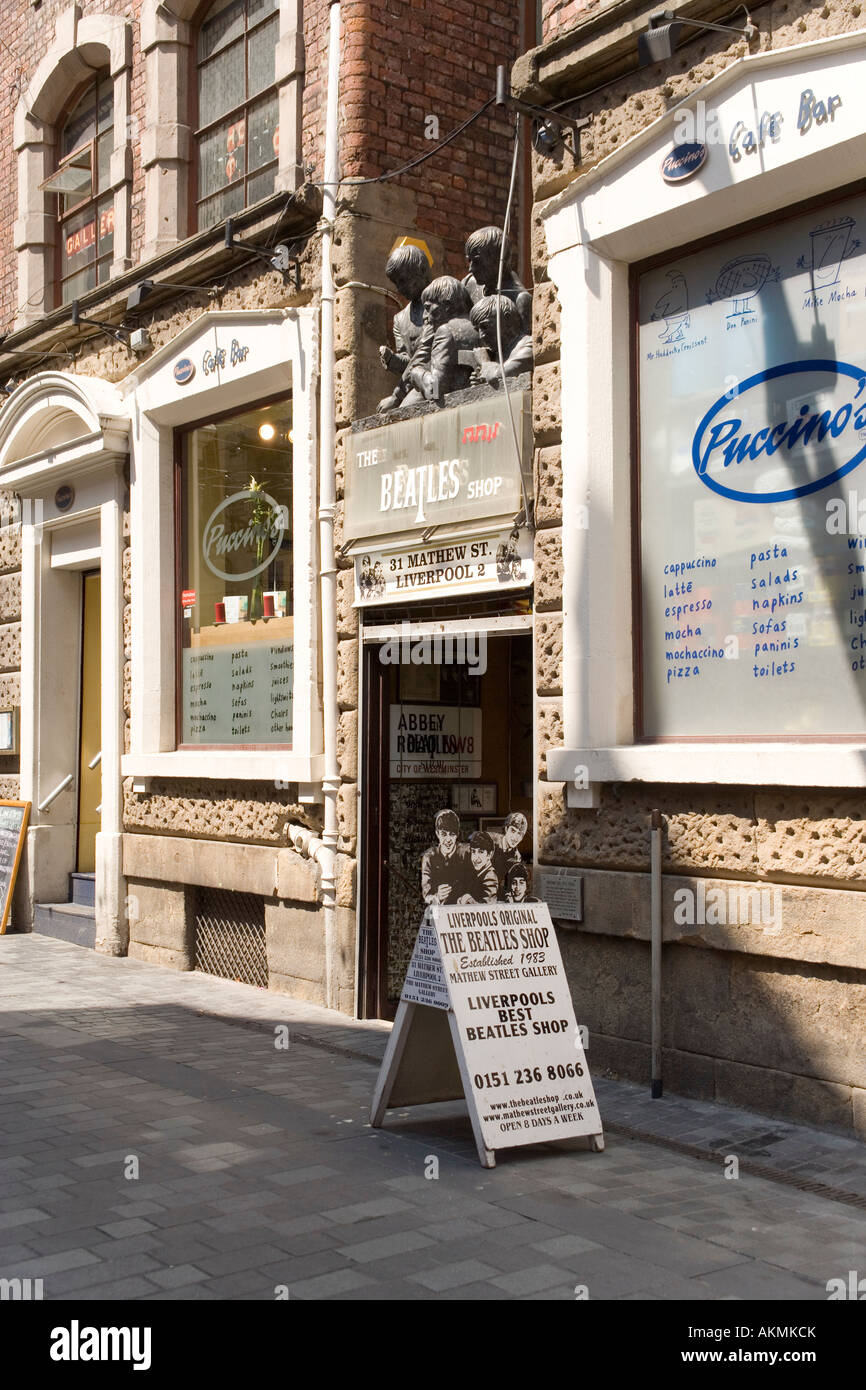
[0,709,18,754]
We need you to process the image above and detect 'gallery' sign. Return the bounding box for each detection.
[345,393,532,542]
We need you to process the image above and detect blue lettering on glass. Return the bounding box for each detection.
[692,360,866,504]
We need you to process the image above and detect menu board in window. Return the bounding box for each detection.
[0,801,30,934]
[638,191,866,737]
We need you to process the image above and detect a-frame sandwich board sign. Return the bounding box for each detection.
[371,901,604,1168]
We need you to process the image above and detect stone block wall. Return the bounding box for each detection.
[526,0,866,1134]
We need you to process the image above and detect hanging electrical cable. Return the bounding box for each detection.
[495,112,533,532]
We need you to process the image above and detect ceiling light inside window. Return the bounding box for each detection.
[258,422,276,442]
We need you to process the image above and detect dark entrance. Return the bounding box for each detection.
[360,622,533,1019]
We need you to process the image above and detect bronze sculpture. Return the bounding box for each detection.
[378,243,432,380]
[469,294,533,386]
[375,225,533,415]
[463,226,532,334]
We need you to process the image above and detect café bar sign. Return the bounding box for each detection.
[344,392,532,543]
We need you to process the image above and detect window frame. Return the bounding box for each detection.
[173,389,295,752]
[630,180,866,746]
[52,74,117,307]
[192,0,280,232]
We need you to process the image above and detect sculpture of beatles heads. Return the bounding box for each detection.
[405,275,479,404]
[379,243,432,377]
[463,225,532,333]
[469,294,533,387]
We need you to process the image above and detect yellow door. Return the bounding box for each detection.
[77,572,101,873]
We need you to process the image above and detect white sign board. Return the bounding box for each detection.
[371,902,602,1166]
[389,704,482,779]
[354,528,533,606]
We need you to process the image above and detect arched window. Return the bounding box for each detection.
[42,74,116,304]
[195,0,279,230]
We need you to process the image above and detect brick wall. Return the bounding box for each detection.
[541,0,601,42]
[335,0,521,275]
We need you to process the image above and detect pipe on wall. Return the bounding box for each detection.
[317,0,342,1011]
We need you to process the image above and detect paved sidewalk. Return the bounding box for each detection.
[1,934,864,1301]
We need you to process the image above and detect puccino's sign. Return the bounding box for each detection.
[661,141,707,183]
[638,189,866,739]
[202,488,287,582]
[693,359,866,504]
[345,393,532,542]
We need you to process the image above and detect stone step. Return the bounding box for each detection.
[69,872,95,908]
[33,903,96,949]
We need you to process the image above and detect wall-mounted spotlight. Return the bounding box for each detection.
[224,219,301,289]
[495,66,591,160]
[638,9,756,66]
[125,279,219,314]
[70,300,131,347]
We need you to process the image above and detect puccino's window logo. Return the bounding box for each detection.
[202,488,286,581]
[692,359,866,504]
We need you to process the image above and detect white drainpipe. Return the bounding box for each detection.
[317,0,342,1011]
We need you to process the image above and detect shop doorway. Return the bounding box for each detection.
[360,624,533,1019]
[76,571,102,873]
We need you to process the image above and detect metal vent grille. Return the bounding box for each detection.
[194,888,268,988]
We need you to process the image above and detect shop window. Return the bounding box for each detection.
[178,398,294,746]
[637,190,866,739]
[195,0,279,231]
[40,75,116,305]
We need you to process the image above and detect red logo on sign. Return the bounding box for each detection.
[181,590,196,607]
[461,422,501,444]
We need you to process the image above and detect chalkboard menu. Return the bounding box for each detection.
[639,191,866,737]
[0,801,30,933]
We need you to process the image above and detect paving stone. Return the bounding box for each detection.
[3,934,866,1304]
[288,1268,375,1299]
[338,1230,434,1264]
[147,1264,209,1289]
[411,1259,500,1291]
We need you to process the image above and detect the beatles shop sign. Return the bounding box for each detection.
[344,392,532,542]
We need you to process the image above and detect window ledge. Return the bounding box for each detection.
[122,751,324,784]
[546,744,866,790]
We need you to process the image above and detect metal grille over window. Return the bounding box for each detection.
[196,0,279,230]
[194,888,268,988]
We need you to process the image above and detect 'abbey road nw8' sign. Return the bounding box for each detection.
[371,901,603,1166]
[345,393,532,542]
